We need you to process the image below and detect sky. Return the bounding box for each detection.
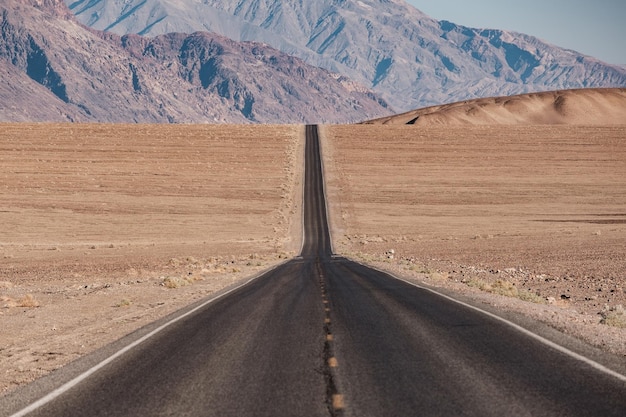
[406,0,626,66]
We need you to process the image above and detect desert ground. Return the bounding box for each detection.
[1,89,625,396]
[0,123,303,395]
[321,123,626,357]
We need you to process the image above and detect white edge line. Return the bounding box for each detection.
[9,266,282,417]
[351,258,626,384]
[298,124,307,256]
[316,124,336,255]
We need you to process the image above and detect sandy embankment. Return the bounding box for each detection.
[0,124,304,395]
[367,88,626,126]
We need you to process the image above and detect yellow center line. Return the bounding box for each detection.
[332,394,345,410]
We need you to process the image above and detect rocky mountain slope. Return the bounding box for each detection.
[365,88,626,125]
[65,0,626,111]
[0,0,390,123]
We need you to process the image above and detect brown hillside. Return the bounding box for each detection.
[365,88,626,125]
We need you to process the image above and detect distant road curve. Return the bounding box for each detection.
[2,125,625,417]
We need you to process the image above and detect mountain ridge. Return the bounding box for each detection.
[65,0,626,111]
[1,0,391,123]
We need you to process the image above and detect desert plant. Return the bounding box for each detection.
[466,278,492,292]
[18,294,40,308]
[115,298,132,307]
[465,278,544,304]
[161,275,201,289]
[491,280,518,298]
[162,277,185,289]
[600,305,626,328]
[516,289,546,304]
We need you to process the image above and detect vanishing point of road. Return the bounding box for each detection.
[3,125,625,416]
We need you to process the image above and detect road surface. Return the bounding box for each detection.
[3,125,625,416]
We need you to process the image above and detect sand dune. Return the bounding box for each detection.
[365,88,626,125]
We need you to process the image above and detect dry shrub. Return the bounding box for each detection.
[466,278,492,292]
[168,258,181,267]
[466,278,544,304]
[161,275,201,289]
[600,305,626,328]
[162,277,186,289]
[516,289,546,304]
[428,271,447,282]
[115,298,132,308]
[491,280,517,297]
[18,294,40,308]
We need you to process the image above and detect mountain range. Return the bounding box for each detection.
[0,0,390,123]
[2,0,625,123]
[65,0,626,111]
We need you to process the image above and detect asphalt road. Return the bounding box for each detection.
[4,125,626,417]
